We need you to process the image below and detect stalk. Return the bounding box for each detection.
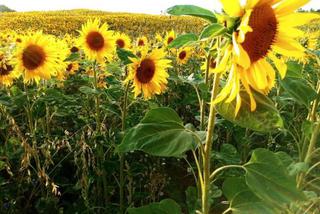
[120,82,130,214]
[202,72,221,214]
[93,61,101,132]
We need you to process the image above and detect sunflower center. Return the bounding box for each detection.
[179,51,187,60]
[136,58,155,84]
[66,64,73,72]
[86,31,105,51]
[167,37,174,45]
[22,45,46,70]
[241,4,278,63]
[0,64,13,76]
[116,39,125,48]
[138,39,145,46]
[70,46,79,53]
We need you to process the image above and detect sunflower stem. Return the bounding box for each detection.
[93,61,101,132]
[120,82,130,214]
[200,39,216,131]
[202,72,221,214]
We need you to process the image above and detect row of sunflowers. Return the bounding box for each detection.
[0,9,204,37]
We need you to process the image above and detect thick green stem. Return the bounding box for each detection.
[202,73,220,214]
[200,40,215,130]
[305,122,320,165]
[120,82,130,214]
[93,61,101,132]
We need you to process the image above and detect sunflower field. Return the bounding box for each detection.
[0,1,320,214]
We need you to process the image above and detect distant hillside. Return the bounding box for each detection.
[0,5,15,12]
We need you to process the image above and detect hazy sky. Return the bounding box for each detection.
[1,0,319,14]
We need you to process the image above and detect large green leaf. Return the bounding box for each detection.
[166,5,216,23]
[223,177,277,214]
[117,107,197,157]
[127,199,181,214]
[199,23,226,40]
[216,90,283,132]
[244,149,306,207]
[168,33,198,49]
[280,77,317,107]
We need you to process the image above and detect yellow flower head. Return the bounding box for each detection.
[0,52,20,86]
[164,30,176,47]
[136,36,148,48]
[177,47,193,65]
[214,0,320,115]
[14,31,68,84]
[114,32,132,50]
[126,48,171,99]
[78,19,116,63]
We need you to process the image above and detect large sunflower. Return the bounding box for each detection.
[115,32,132,50]
[78,19,116,63]
[126,49,171,99]
[14,32,68,84]
[213,0,319,115]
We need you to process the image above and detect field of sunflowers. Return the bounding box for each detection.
[0,1,320,213]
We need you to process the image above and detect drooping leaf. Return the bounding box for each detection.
[223,177,277,214]
[166,5,216,23]
[168,33,198,49]
[127,199,181,214]
[216,90,283,132]
[280,77,317,107]
[199,23,226,40]
[117,107,197,157]
[244,149,306,207]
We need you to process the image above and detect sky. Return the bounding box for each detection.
[0,0,319,14]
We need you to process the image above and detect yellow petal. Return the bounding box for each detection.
[235,93,242,116]
[268,52,287,79]
[212,46,232,73]
[240,70,257,111]
[274,0,311,16]
[233,33,251,69]
[252,61,268,90]
[259,59,276,89]
[273,36,305,58]
[213,66,235,104]
[277,13,320,27]
[226,69,240,103]
[219,0,243,17]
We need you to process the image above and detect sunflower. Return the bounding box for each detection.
[115,32,132,49]
[155,33,163,43]
[78,19,116,63]
[213,0,319,115]
[164,30,176,46]
[201,57,217,73]
[0,53,19,86]
[136,36,148,47]
[13,31,68,84]
[126,48,171,99]
[177,47,193,65]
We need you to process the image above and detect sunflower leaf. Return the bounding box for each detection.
[244,149,306,207]
[117,107,197,157]
[280,77,317,107]
[166,5,217,23]
[215,91,283,132]
[199,23,226,40]
[168,33,198,49]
